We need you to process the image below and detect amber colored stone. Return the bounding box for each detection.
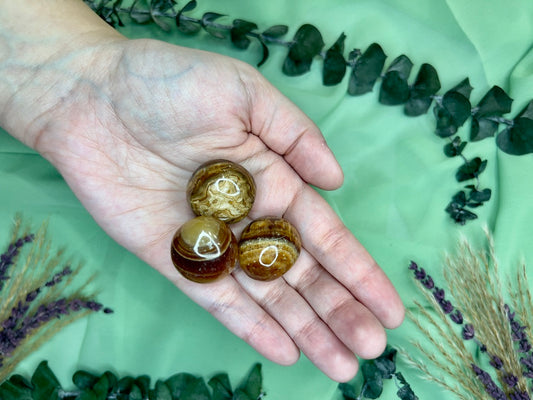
[187,159,256,224]
[238,217,301,281]
[170,216,238,283]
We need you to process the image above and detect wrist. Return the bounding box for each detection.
[0,0,125,151]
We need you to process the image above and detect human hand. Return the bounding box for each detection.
[0,3,404,382]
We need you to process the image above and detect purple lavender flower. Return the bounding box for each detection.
[471,364,507,400]
[0,234,34,291]
[462,324,475,340]
[505,304,533,380]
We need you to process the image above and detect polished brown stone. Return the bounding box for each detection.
[171,216,238,283]
[238,217,301,281]
[187,159,256,224]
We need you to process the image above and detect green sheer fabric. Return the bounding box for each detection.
[2,0,532,398]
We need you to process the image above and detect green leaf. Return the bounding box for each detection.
[362,377,383,399]
[129,384,143,400]
[337,383,357,400]
[135,375,151,398]
[176,0,201,34]
[468,188,491,207]
[237,363,262,399]
[208,373,233,400]
[470,117,499,141]
[165,373,211,400]
[230,19,258,50]
[0,380,33,400]
[92,374,111,399]
[257,41,269,67]
[379,55,413,105]
[233,388,252,400]
[149,381,172,400]
[347,43,386,95]
[456,157,487,182]
[404,63,441,116]
[73,370,99,390]
[397,384,418,400]
[262,25,289,39]
[434,91,472,137]
[450,77,473,99]
[473,85,513,118]
[323,33,347,86]
[31,361,61,400]
[443,136,467,157]
[445,192,478,225]
[117,376,135,394]
[201,12,226,39]
[497,100,533,155]
[283,24,324,76]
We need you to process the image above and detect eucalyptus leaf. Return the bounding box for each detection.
[468,188,491,207]
[165,373,210,400]
[135,375,151,397]
[117,376,135,393]
[0,380,33,400]
[31,361,61,400]
[385,55,413,80]
[282,24,324,76]
[337,382,357,400]
[347,43,386,95]
[379,55,413,105]
[175,0,200,34]
[201,12,226,39]
[129,10,152,24]
[208,373,233,400]
[450,77,473,99]
[237,363,263,399]
[434,91,472,137]
[129,384,143,400]
[404,63,440,116]
[73,370,99,390]
[262,24,289,39]
[496,100,533,155]
[92,374,111,398]
[257,41,269,67]
[233,388,252,400]
[231,19,258,50]
[362,377,384,399]
[379,70,410,105]
[470,117,499,141]
[456,157,487,182]
[397,384,417,400]
[445,199,478,225]
[9,374,33,390]
[150,381,173,400]
[473,85,513,118]
[443,136,467,157]
[323,33,347,86]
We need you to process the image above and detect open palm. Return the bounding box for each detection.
[35,39,404,382]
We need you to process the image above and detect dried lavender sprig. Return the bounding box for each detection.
[0,297,112,367]
[409,261,529,399]
[0,234,34,291]
[471,364,507,400]
[506,305,533,380]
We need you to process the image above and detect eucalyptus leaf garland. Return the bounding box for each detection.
[82,1,533,222]
[0,361,265,400]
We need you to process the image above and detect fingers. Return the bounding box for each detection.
[283,251,387,360]
[242,69,343,191]
[284,185,405,330]
[160,263,301,367]
[232,267,359,382]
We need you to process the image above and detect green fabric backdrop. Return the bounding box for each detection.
[2,0,533,398]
